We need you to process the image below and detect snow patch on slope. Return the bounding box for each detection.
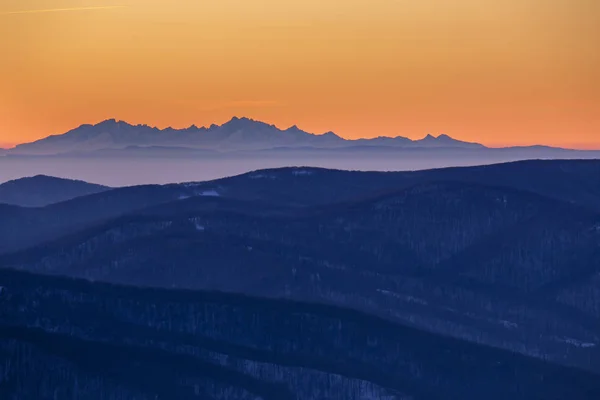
[376,289,428,306]
[556,337,597,348]
[292,169,314,176]
[198,189,220,197]
[249,173,276,180]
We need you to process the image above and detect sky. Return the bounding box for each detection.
[0,0,599,149]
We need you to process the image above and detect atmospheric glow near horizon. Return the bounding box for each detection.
[1,0,599,148]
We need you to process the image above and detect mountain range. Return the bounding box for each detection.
[1,159,600,381]
[4,118,599,188]
[2,159,600,398]
[0,117,559,156]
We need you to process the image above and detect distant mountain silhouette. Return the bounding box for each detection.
[0,175,109,207]
[9,117,488,155]
[411,133,484,148]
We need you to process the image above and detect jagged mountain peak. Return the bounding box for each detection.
[321,131,342,139]
[92,118,132,129]
[420,133,454,141]
[222,115,264,126]
[10,117,486,155]
[99,118,119,125]
[413,133,484,148]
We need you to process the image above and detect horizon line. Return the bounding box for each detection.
[6,116,600,151]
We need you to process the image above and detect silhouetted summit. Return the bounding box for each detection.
[10,117,485,155]
[412,133,483,148]
[0,175,109,207]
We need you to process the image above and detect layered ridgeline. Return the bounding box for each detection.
[5,118,599,187]
[6,117,483,155]
[0,175,109,207]
[1,268,599,400]
[5,117,598,158]
[2,159,600,253]
[1,159,599,379]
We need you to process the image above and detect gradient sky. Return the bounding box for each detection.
[1,0,599,148]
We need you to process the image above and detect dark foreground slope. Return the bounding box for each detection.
[4,181,600,373]
[0,175,109,207]
[1,269,599,400]
[0,184,199,254]
[1,160,600,377]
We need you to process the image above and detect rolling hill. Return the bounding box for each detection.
[0,175,109,207]
[1,268,599,400]
[2,163,600,373]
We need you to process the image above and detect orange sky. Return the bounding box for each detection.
[1,0,599,148]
